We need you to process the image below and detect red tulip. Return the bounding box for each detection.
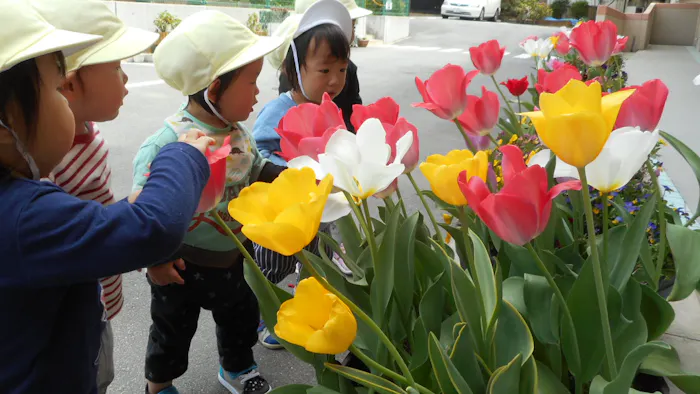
[569,20,619,67]
[196,136,232,213]
[278,93,345,161]
[457,86,500,136]
[553,32,571,56]
[501,76,529,97]
[459,144,581,245]
[414,64,479,120]
[612,36,628,55]
[469,39,506,76]
[614,79,668,131]
[535,64,582,94]
[354,97,420,173]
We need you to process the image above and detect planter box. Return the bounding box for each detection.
[537,20,572,27]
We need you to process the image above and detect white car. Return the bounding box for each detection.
[441,0,501,21]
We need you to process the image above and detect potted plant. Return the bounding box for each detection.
[151,10,181,52]
[357,36,370,47]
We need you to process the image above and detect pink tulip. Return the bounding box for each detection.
[456,86,500,136]
[414,64,479,120]
[459,145,581,245]
[520,35,538,49]
[278,93,345,161]
[615,79,668,131]
[569,20,619,67]
[553,32,571,56]
[535,64,582,94]
[354,97,420,173]
[612,36,629,55]
[470,39,506,76]
[374,179,399,199]
[196,136,232,213]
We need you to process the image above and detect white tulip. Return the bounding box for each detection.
[514,38,554,68]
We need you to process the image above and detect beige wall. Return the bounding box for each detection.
[650,6,699,45]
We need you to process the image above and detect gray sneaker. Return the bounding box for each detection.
[218,367,271,394]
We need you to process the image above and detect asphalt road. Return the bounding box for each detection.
[103,16,558,393]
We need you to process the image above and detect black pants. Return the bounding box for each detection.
[144,257,259,383]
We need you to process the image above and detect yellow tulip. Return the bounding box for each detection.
[275,277,357,354]
[521,80,635,168]
[420,150,489,206]
[228,167,332,256]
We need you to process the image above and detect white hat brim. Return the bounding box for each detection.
[216,35,285,80]
[349,7,372,19]
[77,27,159,70]
[296,0,353,42]
[5,28,101,72]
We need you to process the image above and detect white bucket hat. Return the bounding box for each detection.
[296,0,372,20]
[0,0,102,73]
[29,0,159,72]
[154,10,284,96]
[267,0,353,70]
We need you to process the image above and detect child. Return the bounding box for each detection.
[252,0,353,350]
[0,1,214,392]
[29,1,159,392]
[278,0,371,132]
[131,11,285,394]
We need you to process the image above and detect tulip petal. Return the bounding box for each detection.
[274,317,315,347]
[528,149,580,180]
[243,222,311,256]
[288,156,326,179]
[304,298,357,354]
[393,130,414,165]
[323,192,352,222]
[482,192,540,245]
[319,154,360,196]
[543,112,609,168]
[356,118,391,165]
[601,88,636,131]
[499,144,528,184]
[228,182,274,224]
[325,129,362,168]
[356,162,405,199]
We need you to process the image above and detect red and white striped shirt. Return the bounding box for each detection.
[48,122,123,320]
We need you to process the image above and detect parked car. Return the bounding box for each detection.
[441,0,500,21]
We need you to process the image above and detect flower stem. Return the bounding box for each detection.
[348,345,435,394]
[517,96,522,115]
[296,252,416,388]
[407,172,447,251]
[577,168,617,377]
[343,191,379,265]
[645,160,668,286]
[362,200,374,236]
[454,120,477,152]
[491,75,522,135]
[457,207,487,339]
[395,185,409,217]
[602,192,609,261]
[487,133,499,147]
[525,243,582,380]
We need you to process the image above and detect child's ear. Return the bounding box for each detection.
[207,79,221,104]
[59,71,81,102]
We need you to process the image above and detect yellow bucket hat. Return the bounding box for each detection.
[29,0,159,72]
[154,10,284,96]
[0,0,101,73]
[296,0,372,20]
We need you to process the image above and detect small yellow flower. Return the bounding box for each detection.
[660,139,667,146]
[650,238,656,244]
[525,150,538,165]
[612,219,620,225]
[607,195,613,200]
[445,234,452,243]
[420,150,489,206]
[593,208,601,214]
[496,176,502,182]
[443,213,453,225]
[633,199,638,204]
[550,35,560,47]
[275,277,357,354]
[497,139,503,145]
[509,134,518,144]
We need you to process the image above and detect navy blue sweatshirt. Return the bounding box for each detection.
[0,143,209,393]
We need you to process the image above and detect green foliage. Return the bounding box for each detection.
[153,10,181,33]
[514,0,552,23]
[550,0,569,19]
[570,0,589,19]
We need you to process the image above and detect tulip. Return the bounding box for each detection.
[460,144,581,245]
[614,79,668,131]
[612,36,629,55]
[228,168,349,256]
[569,20,620,67]
[353,97,420,173]
[552,32,571,56]
[535,64,582,94]
[514,38,554,68]
[529,128,660,193]
[196,136,232,213]
[420,149,489,206]
[547,58,567,71]
[413,65,479,120]
[519,35,539,48]
[469,39,506,76]
[288,118,413,200]
[278,93,346,161]
[275,277,357,354]
[457,86,500,136]
[501,76,529,97]
[521,79,636,168]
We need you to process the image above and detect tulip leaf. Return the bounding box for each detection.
[535,361,570,394]
[469,230,499,331]
[519,355,538,394]
[323,363,407,394]
[451,323,487,393]
[495,300,534,368]
[428,332,474,394]
[590,341,672,394]
[541,250,578,278]
[440,224,468,266]
[610,194,657,292]
[421,190,460,217]
[487,354,522,394]
[502,277,526,317]
[317,231,365,284]
[307,386,343,394]
[394,213,421,324]
[420,273,445,337]
[523,274,558,345]
[371,207,401,326]
[640,342,700,392]
[450,261,484,355]
[660,131,700,218]
[440,312,461,349]
[613,280,648,372]
[665,223,700,301]
[638,280,675,340]
[554,244,585,276]
[335,215,364,261]
[410,318,429,369]
[268,384,314,394]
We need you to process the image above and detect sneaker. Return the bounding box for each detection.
[145,384,180,394]
[332,250,352,275]
[218,366,271,394]
[257,322,284,350]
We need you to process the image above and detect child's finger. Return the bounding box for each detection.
[169,265,185,285]
[174,258,186,271]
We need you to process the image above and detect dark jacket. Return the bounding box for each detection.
[279,59,362,133]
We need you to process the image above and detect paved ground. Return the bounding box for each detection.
[103,16,559,393]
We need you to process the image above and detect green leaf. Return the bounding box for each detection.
[638,280,675,340]
[421,190,460,216]
[611,197,633,225]
[336,215,364,261]
[640,343,700,392]
[420,273,446,337]
[554,243,585,275]
[451,262,484,354]
[371,208,401,325]
[666,223,700,301]
[590,341,671,394]
[637,238,655,285]
[410,318,429,369]
[495,300,534,368]
[541,250,578,278]
[440,224,468,265]
[317,232,365,284]
[524,274,558,345]
[469,230,499,329]
[268,384,314,394]
[440,312,461,349]
[394,213,421,323]
[451,323,486,393]
[610,195,657,291]
[613,280,648,371]
[428,332,474,394]
[487,354,522,394]
[535,361,570,394]
[324,363,407,394]
[660,130,700,217]
[307,386,343,394]
[502,277,527,317]
[503,243,541,276]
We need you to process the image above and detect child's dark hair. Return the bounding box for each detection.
[188,68,241,116]
[282,24,350,92]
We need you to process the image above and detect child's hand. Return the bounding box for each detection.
[178,130,215,155]
[147,259,186,286]
[128,189,142,203]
